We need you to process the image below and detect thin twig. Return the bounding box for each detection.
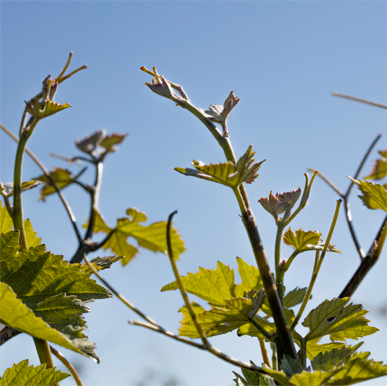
[128,320,267,374]
[166,211,210,347]
[307,169,343,197]
[340,215,387,298]
[0,123,82,243]
[332,93,387,109]
[83,256,158,326]
[50,346,83,386]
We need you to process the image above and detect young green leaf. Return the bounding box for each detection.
[364,150,387,180]
[0,180,41,197]
[283,287,308,308]
[85,208,185,265]
[25,98,71,119]
[75,129,106,155]
[24,218,42,247]
[175,146,265,188]
[0,200,13,233]
[283,228,340,253]
[304,338,346,360]
[0,359,70,386]
[348,178,387,212]
[303,298,378,342]
[161,258,263,307]
[34,168,80,201]
[179,297,256,338]
[280,354,302,378]
[237,317,276,340]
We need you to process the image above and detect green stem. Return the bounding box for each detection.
[166,211,210,347]
[259,338,271,368]
[33,338,59,385]
[275,223,286,304]
[290,200,342,332]
[248,317,273,342]
[50,346,82,386]
[13,120,39,248]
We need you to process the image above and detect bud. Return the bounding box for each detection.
[42,75,58,101]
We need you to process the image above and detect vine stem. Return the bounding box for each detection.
[332,93,387,109]
[290,200,342,332]
[166,211,210,347]
[50,346,83,386]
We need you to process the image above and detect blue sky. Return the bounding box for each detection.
[1,1,386,386]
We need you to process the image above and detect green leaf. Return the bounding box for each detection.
[161,261,240,307]
[233,364,276,386]
[311,342,363,371]
[24,218,41,247]
[262,367,293,385]
[364,151,387,180]
[0,283,90,359]
[34,168,77,201]
[0,180,42,197]
[349,178,387,212]
[0,359,70,386]
[1,231,112,360]
[175,146,265,188]
[179,297,254,338]
[280,355,302,378]
[283,228,340,253]
[0,200,13,233]
[100,133,128,151]
[25,98,71,119]
[161,258,263,307]
[327,353,387,385]
[303,298,378,342]
[304,339,346,360]
[85,208,185,265]
[80,256,123,274]
[283,287,307,308]
[237,317,276,340]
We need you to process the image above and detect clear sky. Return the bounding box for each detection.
[1,1,386,386]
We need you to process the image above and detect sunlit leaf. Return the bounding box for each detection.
[84,208,185,265]
[349,178,387,212]
[24,219,41,247]
[311,342,363,371]
[283,287,307,308]
[100,133,128,152]
[175,146,265,188]
[303,298,378,342]
[0,283,89,359]
[237,317,276,340]
[0,180,41,197]
[34,168,79,201]
[179,297,255,338]
[0,359,70,386]
[364,151,387,180]
[25,98,71,119]
[0,231,112,361]
[328,352,387,385]
[0,200,13,233]
[304,339,346,360]
[283,228,340,253]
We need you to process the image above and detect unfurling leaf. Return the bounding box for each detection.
[0,359,70,386]
[0,180,41,197]
[34,167,83,201]
[75,129,106,155]
[283,228,341,253]
[349,178,387,212]
[303,298,378,342]
[25,98,71,119]
[280,354,302,378]
[259,188,301,222]
[175,146,265,188]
